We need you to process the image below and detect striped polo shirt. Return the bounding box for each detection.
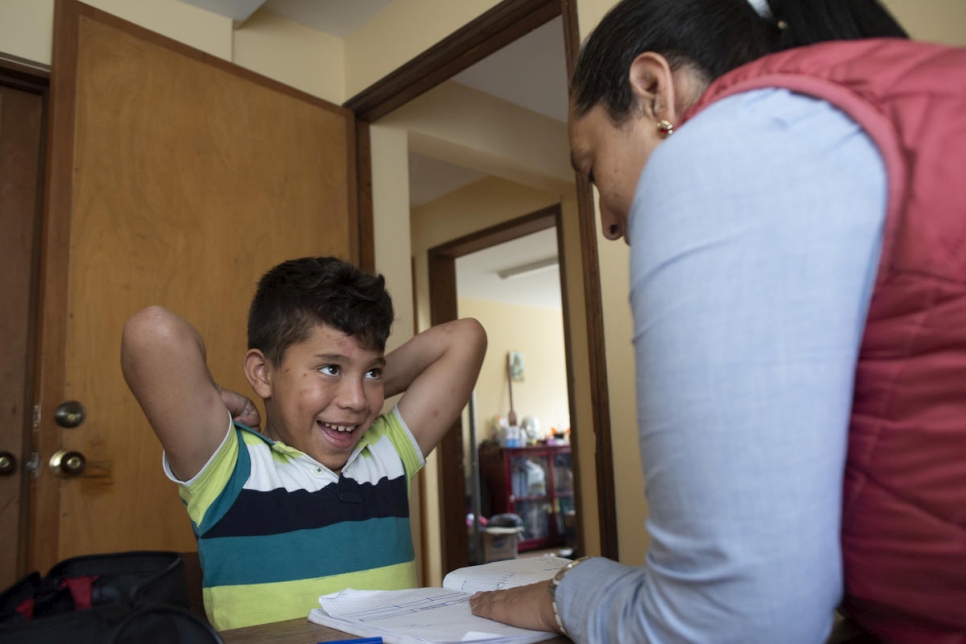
[163,406,424,630]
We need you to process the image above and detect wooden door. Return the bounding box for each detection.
[0,76,46,588]
[31,0,358,573]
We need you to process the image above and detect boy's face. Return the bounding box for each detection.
[262,323,386,472]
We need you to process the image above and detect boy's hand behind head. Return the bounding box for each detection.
[218,386,260,428]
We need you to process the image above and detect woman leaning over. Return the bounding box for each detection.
[471,0,966,642]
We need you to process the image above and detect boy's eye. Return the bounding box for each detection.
[319,365,340,376]
[365,367,382,380]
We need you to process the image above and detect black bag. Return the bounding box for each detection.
[0,551,223,643]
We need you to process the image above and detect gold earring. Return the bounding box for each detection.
[657,120,674,136]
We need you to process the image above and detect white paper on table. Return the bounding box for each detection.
[309,586,559,644]
[441,555,571,595]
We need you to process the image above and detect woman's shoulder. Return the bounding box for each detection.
[646,87,881,190]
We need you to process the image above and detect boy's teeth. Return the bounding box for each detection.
[325,422,353,432]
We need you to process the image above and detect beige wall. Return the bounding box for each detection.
[0,0,55,65]
[0,0,345,103]
[343,0,500,98]
[0,0,232,63]
[457,297,570,445]
[380,81,573,195]
[233,9,345,101]
[883,0,966,45]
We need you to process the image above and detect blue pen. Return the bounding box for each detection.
[319,638,383,644]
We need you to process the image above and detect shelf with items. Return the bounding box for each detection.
[479,443,573,552]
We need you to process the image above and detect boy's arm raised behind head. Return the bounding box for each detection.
[121,306,239,481]
[384,318,486,457]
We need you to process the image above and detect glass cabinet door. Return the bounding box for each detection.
[553,450,575,537]
[509,453,551,542]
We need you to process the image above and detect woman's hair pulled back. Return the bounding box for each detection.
[571,0,908,124]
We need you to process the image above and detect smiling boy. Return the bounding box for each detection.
[121,257,486,630]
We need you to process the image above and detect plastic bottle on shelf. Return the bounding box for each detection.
[505,424,521,448]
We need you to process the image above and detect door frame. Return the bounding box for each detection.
[0,54,49,583]
[427,205,583,560]
[346,0,619,575]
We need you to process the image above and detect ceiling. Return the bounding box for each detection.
[456,228,562,310]
[176,0,569,310]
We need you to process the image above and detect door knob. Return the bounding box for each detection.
[0,451,16,476]
[54,401,86,428]
[49,450,86,477]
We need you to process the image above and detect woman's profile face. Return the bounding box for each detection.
[569,103,659,245]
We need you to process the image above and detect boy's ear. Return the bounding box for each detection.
[627,51,677,123]
[244,349,273,399]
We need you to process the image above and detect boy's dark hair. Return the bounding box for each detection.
[572,0,909,125]
[247,257,394,365]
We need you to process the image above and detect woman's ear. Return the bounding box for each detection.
[628,51,678,123]
[244,349,273,399]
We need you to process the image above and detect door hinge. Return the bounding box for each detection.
[32,404,41,429]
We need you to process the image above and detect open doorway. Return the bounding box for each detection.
[347,0,618,580]
[426,206,575,566]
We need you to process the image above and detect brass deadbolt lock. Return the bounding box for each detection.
[54,401,86,428]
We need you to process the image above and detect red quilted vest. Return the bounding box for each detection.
[681,39,966,642]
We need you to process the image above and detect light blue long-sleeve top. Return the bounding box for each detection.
[555,88,887,643]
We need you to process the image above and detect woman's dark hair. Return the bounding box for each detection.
[572,0,909,124]
[248,256,394,365]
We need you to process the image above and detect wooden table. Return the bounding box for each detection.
[220,617,354,643]
[220,617,571,643]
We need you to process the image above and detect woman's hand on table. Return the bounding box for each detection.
[469,581,560,634]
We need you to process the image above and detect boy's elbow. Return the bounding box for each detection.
[458,317,487,355]
[121,306,196,367]
[125,305,174,329]
[123,306,171,347]
[457,317,487,344]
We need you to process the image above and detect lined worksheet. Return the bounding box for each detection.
[308,556,570,644]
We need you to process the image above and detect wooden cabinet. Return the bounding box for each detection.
[479,444,574,552]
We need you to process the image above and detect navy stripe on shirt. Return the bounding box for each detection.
[201,473,410,539]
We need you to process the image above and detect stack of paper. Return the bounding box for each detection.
[308,555,571,644]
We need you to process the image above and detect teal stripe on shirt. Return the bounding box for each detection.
[194,427,252,534]
[200,515,415,587]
